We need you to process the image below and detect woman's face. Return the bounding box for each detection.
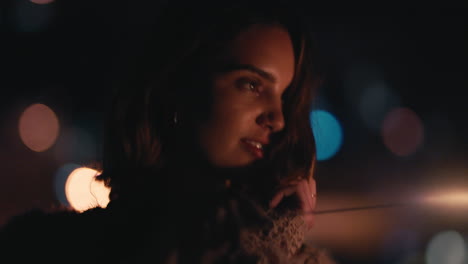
[197,24,295,168]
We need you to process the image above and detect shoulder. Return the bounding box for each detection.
[0,207,109,262]
[224,193,338,264]
[291,243,338,264]
[1,206,108,236]
[1,208,77,236]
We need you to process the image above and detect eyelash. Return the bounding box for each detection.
[240,78,261,94]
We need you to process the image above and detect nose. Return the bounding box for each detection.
[256,98,285,132]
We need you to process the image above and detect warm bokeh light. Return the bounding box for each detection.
[310,110,343,161]
[19,103,60,152]
[308,189,468,262]
[421,191,468,208]
[54,163,80,207]
[381,107,424,157]
[65,167,110,212]
[30,0,55,4]
[425,230,466,264]
[89,176,111,209]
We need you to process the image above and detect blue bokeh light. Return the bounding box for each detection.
[310,110,343,161]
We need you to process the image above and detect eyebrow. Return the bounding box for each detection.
[219,63,277,83]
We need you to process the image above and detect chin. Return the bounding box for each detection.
[211,157,256,169]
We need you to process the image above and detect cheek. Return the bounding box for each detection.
[208,112,245,141]
[211,104,257,136]
[199,105,256,152]
[196,105,260,167]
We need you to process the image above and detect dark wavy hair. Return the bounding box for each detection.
[96,1,321,203]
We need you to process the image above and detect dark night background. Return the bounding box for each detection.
[1,1,467,263]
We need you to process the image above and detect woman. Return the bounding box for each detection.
[1,1,334,263]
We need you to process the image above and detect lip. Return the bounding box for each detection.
[241,138,267,159]
[242,137,270,146]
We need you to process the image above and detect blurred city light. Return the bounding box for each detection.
[89,176,111,210]
[381,107,424,157]
[30,0,55,4]
[359,82,401,133]
[421,191,468,208]
[54,126,98,163]
[65,167,109,212]
[425,230,466,264]
[342,62,401,133]
[18,103,60,152]
[54,163,81,207]
[310,110,343,161]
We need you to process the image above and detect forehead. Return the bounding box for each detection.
[224,24,295,86]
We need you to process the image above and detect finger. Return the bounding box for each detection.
[269,191,284,208]
[269,185,298,208]
[296,179,316,227]
[309,178,316,195]
[307,178,317,209]
[298,180,313,213]
[297,180,315,229]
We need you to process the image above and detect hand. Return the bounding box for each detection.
[269,178,316,230]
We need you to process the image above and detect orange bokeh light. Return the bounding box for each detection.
[65,167,110,212]
[18,103,60,152]
[422,191,468,208]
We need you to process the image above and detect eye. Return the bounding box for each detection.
[238,78,261,94]
[247,81,259,92]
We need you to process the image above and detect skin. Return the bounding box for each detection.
[197,24,316,229]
